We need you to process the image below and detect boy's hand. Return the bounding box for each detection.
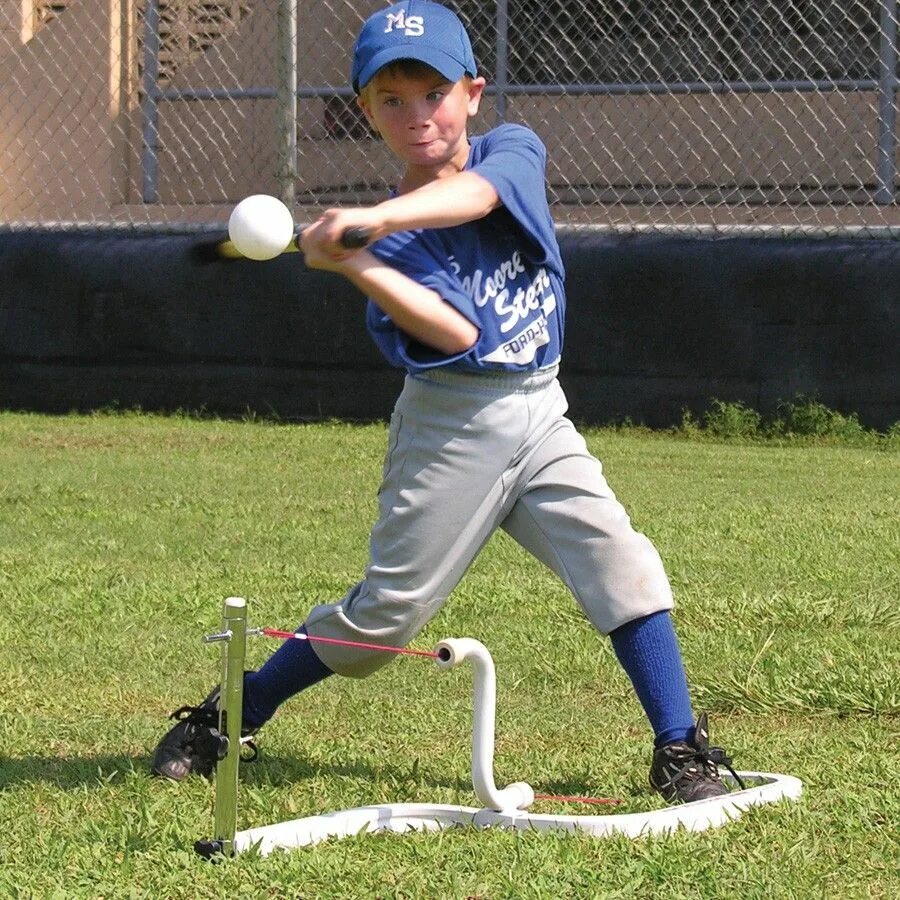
[299,208,384,272]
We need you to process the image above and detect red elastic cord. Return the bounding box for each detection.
[261,628,440,659]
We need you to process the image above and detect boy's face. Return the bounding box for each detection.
[358,66,486,175]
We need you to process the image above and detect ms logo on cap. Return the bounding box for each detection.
[351,1,478,93]
[385,10,425,36]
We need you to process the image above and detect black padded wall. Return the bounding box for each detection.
[1,230,897,427]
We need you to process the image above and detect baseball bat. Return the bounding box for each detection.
[192,225,372,264]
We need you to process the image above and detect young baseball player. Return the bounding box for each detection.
[152,1,740,804]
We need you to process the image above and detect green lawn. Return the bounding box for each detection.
[0,412,897,898]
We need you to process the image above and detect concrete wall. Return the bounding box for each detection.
[0,0,132,221]
[1,229,897,428]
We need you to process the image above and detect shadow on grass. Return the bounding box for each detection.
[0,753,149,790]
[0,752,465,793]
[245,756,641,806]
[246,753,466,792]
[0,753,640,808]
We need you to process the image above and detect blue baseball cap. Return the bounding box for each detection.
[351,1,478,93]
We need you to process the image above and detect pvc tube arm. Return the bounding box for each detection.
[435,639,534,812]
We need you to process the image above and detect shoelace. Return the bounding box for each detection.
[696,745,747,791]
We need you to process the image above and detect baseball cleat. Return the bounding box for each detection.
[150,684,258,781]
[649,712,745,803]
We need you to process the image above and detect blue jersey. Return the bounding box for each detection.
[365,124,565,373]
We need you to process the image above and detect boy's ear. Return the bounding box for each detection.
[467,77,487,116]
[356,94,378,130]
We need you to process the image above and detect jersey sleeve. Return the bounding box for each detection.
[365,230,480,369]
[468,124,561,273]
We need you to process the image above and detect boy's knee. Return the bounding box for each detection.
[304,588,430,677]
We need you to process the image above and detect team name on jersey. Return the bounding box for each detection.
[457,250,526,310]
[496,268,553,334]
[384,11,425,36]
[481,293,556,364]
[453,250,553,335]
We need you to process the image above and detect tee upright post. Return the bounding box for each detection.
[195,596,248,859]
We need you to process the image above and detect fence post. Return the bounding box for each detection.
[494,0,509,124]
[140,0,160,203]
[276,0,298,208]
[876,0,898,204]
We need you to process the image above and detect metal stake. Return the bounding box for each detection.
[195,597,248,859]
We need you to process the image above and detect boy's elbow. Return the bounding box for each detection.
[478,197,501,219]
[468,174,501,219]
[444,322,479,355]
[479,190,501,219]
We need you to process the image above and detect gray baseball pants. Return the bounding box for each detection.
[305,365,674,677]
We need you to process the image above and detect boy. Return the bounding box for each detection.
[152,0,739,804]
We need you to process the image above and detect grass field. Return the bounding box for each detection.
[0,411,897,898]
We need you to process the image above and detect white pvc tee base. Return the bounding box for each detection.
[434,638,534,813]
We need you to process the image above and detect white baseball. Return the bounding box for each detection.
[228,194,295,261]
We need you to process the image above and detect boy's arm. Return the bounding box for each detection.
[299,233,478,355]
[377,171,501,233]
[310,171,500,251]
[298,169,495,355]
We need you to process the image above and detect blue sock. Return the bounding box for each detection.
[242,625,332,730]
[608,610,694,748]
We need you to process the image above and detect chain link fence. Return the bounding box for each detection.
[0,0,898,234]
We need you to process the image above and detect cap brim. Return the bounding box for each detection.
[354,45,470,92]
